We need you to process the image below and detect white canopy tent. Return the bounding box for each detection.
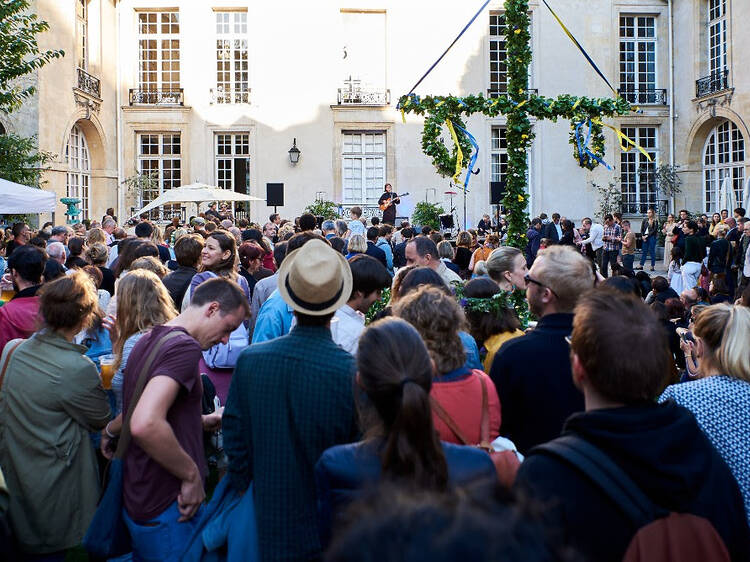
[131,182,265,219]
[0,177,56,214]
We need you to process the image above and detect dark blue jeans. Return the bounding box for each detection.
[640,235,657,268]
[124,500,203,562]
[623,254,635,272]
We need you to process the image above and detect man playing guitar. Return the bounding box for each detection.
[378,183,403,225]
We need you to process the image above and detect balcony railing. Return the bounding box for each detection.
[487,88,538,99]
[210,87,250,104]
[696,70,729,98]
[618,87,667,105]
[339,204,382,219]
[76,68,101,98]
[337,88,390,106]
[128,88,184,106]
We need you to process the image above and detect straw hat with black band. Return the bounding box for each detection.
[277,238,353,316]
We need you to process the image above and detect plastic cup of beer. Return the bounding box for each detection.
[0,288,15,303]
[100,354,116,390]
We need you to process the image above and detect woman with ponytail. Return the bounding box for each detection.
[315,318,496,546]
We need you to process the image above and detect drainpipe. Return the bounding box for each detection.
[668,0,675,213]
[115,1,123,221]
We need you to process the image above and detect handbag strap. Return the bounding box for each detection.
[115,330,182,459]
[477,374,491,449]
[0,339,24,391]
[430,396,471,445]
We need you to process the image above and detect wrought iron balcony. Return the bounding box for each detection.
[76,68,101,98]
[617,87,667,105]
[128,89,184,106]
[696,70,729,98]
[487,88,538,99]
[210,86,250,104]
[337,87,390,106]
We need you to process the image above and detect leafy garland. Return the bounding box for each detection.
[452,281,530,330]
[397,0,630,249]
[569,119,606,171]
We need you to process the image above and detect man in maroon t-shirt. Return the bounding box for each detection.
[102,277,248,561]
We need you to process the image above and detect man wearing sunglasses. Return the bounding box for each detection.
[489,245,594,454]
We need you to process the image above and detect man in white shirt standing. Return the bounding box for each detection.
[580,217,604,271]
[331,254,391,355]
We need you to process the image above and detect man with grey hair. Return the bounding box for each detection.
[335,219,348,238]
[46,242,67,267]
[262,222,276,249]
[321,220,336,240]
[49,226,71,252]
[102,218,117,245]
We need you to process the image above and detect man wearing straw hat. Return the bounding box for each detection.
[223,238,358,561]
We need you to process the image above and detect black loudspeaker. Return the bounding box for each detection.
[266,183,284,207]
[490,181,506,205]
[439,214,455,229]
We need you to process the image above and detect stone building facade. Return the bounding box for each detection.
[6,1,749,226]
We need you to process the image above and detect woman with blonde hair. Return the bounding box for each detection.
[87,227,107,246]
[345,234,367,259]
[660,304,750,522]
[108,269,177,414]
[394,286,501,446]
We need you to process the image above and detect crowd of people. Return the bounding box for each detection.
[0,201,748,561]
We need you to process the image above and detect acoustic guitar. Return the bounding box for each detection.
[379,192,409,212]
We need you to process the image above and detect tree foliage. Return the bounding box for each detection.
[0,0,65,114]
[0,133,54,187]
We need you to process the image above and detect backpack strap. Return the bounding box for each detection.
[114,330,182,459]
[0,339,24,391]
[477,373,491,449]
[531,435,657,528]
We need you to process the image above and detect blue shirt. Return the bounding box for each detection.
[251,289,294,343]
[376,238,394,275]
[459,330,482,371]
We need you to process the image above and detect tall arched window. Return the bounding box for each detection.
[66,124,90,219]
[703,120,745,212]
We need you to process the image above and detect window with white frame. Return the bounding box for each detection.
[489,12,507,97]
[342,132,385,204]
[703,120,745,212]
[490,127,508,184]
[76,0,87,70]
[137,133,182,219]
[619,16,656,102]
[708,0,727,77]
[215,11,248,103]
[620,127,658,215]
[66,124,90,220]
[215,133,250,193]
[138,11,180,92]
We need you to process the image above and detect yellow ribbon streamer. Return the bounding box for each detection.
[592,118,653,162]
[401,108,406,124]
[445,119,464,184]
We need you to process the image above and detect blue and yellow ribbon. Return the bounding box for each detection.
[445,120,464,185]
[453,123,478,193]
[575,119,612,171]
[593,119,653,162]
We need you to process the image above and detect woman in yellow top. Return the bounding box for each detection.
[462,277,524,372]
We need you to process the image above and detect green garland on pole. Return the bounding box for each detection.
[397,0,631,250]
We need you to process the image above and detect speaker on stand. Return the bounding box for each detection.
[490,181,506,232]
[266,183,284,213]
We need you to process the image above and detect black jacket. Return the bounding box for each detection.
[365,241,388,269]
[543,221,561,243]
[489,313,584,454]
[162,265,198,310]
[392,241,408,268]
[515,403,750,562]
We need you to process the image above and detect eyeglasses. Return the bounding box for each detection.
[524,274,558,298]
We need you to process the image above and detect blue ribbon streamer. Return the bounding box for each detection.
[453,123,479,192]
[575,119,612,170]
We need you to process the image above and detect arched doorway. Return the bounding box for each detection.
[702,119,745,212]
[66,124,91,220]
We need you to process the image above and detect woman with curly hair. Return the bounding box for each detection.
[394,285,501,446]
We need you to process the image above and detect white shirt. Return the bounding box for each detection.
[581,223,604,251]
[744,243,750,278]
[436,260,462,287]
[331,304,365,355]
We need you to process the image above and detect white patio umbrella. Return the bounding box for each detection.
[718,176,736,213]
[0,177,56,214]
[743,177,750,210]
[131,182,264,219]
